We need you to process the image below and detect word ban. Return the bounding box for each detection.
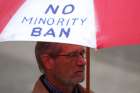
[31,27,70,38]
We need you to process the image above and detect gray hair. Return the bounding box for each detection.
[35,42,62,73]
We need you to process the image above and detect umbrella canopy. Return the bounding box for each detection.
[0,0,96,48]
[1,0,140,48]
[95,0,140,48]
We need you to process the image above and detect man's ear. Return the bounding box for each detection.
[41,54,54,70]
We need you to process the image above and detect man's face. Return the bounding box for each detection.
[51,44,86,85]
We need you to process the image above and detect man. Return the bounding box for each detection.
[33,42,93,93]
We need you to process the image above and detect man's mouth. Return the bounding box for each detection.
[75,70,84,75]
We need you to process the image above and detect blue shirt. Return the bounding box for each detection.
[40,74,81,93]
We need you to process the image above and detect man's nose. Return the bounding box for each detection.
[77,56,86,65]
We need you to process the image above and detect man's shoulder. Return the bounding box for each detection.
[32,79,49,93]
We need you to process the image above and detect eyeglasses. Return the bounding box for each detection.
[56,51,86,59]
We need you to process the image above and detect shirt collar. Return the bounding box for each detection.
[40,74,81,93]
[40,74,62,93]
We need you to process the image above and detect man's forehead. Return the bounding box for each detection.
[60,43,86,52]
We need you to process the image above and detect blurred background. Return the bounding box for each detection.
[94,45,140,93]
[0,42,140,93]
